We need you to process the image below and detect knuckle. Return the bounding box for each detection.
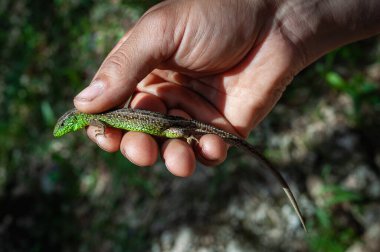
[139,7,175,50]
[253,93,268,112]
[103,52,128,78]
[142,4,170,27]
[140,10,165,33]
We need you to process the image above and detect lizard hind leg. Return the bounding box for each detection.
[163,127,199,144]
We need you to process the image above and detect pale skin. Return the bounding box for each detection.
[74,0,380,177]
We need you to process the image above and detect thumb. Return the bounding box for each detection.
[74,11,179,113]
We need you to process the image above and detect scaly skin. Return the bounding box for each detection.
[54,108,307,231]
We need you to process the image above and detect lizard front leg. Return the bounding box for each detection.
[88,119,107,137]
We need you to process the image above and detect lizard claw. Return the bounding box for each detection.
[186,135,199,145]
[89,119,106,138]
[94,127,106,138]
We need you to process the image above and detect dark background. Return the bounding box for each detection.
[1,1,380,251]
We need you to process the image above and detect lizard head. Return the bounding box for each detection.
[53,109,88,137]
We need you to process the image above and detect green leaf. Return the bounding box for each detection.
[322,185,362,206]
[325,72,347,91]
[41,101,55,127]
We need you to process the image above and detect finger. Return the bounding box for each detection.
[163,109,196,176]
[145,69,191,86]
[137,71,167,87]
[167,108,191,119]
[195,134,228,167]
[129,91,167,112]
[137,82,240,135]
[119,92,167,166]
[87,126,123,153]
[74,8,181,113]
[121,131,159,167]
[166,109,228,167]
[160,109,196,177]
[162,139,196,177]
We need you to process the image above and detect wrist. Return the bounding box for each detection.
[275,0,380,67]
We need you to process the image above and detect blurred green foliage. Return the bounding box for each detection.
[1,0,380,251]
[0,1,161,251]
[307,166,363,252]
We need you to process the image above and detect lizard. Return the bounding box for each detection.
[53,108,307,231]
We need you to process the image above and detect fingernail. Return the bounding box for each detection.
[75,80,104,102]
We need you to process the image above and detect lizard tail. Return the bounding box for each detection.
[224,136,307,232]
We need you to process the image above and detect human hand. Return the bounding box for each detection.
[74,0,380,177]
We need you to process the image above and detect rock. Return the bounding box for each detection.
[172,227,193,252]
[343,165,380,198]
[346,223,380,252]
[366,63,380,82]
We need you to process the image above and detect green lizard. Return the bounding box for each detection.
[54,108,307,231]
